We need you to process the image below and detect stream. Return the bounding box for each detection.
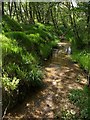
[4,42,87,120]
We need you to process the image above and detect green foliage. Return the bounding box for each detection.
[68,86,90,119]
[65,30,74,42]
[2,33,40,81]
[2,17,59,112]
[5,32,33,52]
[61,110,78,120]
[28,66,43,87]
[2,15,23,32]
[2,33,43,110]
[50,40,59,48]
[39,43,52,59]
[2,74,19,91]
[23,23,59,42]
[2,2,90,117]
[21,23,59,59]
[27,33,45,49]
[71,50,90,72]
[58,25,67,35]
[2,34,22,58]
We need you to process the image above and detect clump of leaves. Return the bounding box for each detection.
[71,50,90,72]
[61,109,78,120]
[68,86,90,119]
[2,15,23,32]
[39,43,52,59]
[5,32,33,52]
[2,73,19,91]
[55,108,78,120]
[27,66,43,87]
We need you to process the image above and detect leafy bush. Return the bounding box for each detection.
[2,21,59,112]
[24,23,59,42]
[61,109,78,120]
[39,43,52,59]
[28,66,43,87]
[71,50,90,72]
[68,86,90,119]
[5,32,33,52]
[2,33,41,80]
[2,33,44,111]
[2,74,19,91]
[2,15,23,32]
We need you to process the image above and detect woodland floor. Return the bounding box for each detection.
[4,42,87,120]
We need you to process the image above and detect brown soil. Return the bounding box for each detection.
[4,42,87,120]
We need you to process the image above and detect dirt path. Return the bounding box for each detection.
[4,42,87,120]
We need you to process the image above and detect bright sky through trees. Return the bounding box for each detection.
[71,0,77,7]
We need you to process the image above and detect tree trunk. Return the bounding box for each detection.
[2,2,4,15]
[36,4,41,22]
[21,3,28,24]
[50,3,58,34]
[68,2,83,49]
[19,2,24,23]
[8,2,13,18]
[29,3,35,24]
[14,2,19,22]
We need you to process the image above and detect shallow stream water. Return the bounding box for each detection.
[4,42,87,120]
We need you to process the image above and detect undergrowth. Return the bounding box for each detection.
[68,86,90,119]
[2,15,23,32]
[2,15,59,113]
[71,49,90,73]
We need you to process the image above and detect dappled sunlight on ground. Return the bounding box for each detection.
[5,42,87,119]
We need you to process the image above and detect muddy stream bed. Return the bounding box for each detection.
[4,42,87,120]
